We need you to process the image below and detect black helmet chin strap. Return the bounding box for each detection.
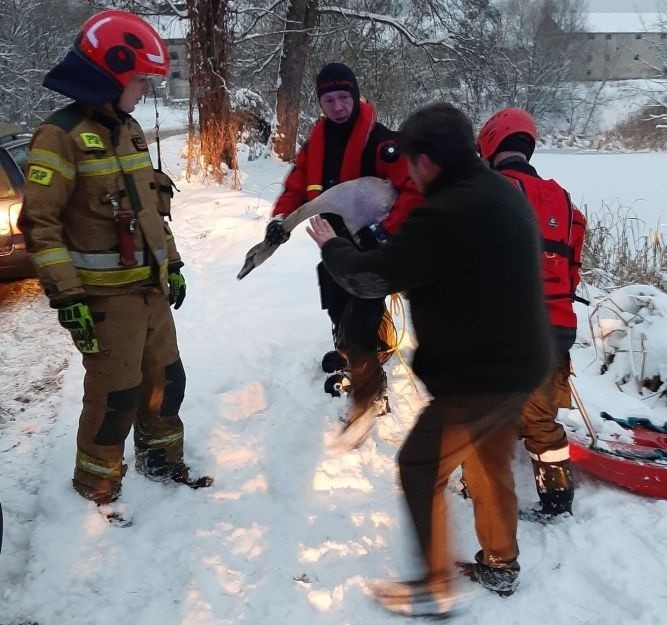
[151,81,162,171]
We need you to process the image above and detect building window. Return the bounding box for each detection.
[635,54,640,60]
[586,54,593,62]
[170,71,181,79]
[588,33,595,40]
[169,51,179,60]
[635,33,642,39]
[606,33,612,40]
[586,69,592,76]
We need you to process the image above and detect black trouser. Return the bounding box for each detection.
[317,262,386,353]
[317,262,386,413]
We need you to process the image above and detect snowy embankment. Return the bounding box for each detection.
[1,135,666,625]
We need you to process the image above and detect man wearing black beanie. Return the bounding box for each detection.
[267,62,421,448]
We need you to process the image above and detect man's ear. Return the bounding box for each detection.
[415,153,433,169]
[416,152,440,178]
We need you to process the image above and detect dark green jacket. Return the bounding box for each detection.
[321,159,553,396]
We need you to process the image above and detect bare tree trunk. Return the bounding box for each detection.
[186,0,238,183]
[272,0,318,162]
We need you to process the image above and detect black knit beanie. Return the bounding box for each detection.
[496,132,535,160]
[316,63,360,104]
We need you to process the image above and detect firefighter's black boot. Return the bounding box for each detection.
[531,458,574,517]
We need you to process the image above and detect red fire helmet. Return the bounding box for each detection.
[77,10,169,86]
[477,107,537,160]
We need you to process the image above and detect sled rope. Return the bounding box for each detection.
[383,293,421,397]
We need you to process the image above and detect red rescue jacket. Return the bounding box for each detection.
[501,167,585,332]
[273,102,420,235]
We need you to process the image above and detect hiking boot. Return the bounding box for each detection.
[370,577,465,617]
[448,476,470,499]
[330,387,392,452]
[518,505,573,524]
[97,500,133,528]
[375,390,391,416]
[329,407,376,453]
[531,458,574,517]
[369,575,450,599]
[322,350,348,373]
[457,551,519,596]
[169,464,215,489]
[139,461,214,489]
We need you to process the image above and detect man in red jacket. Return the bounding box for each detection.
[267,63,421,444]
[477,108,586,519]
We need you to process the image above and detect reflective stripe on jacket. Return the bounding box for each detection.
[18,103,180,304]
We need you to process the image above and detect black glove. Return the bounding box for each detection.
[266,216,291,245]
[356,222,389,250]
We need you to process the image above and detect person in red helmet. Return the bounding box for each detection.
[18,10,212,523]
[477,107,586,520]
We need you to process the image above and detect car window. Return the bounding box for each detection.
[6,143,30,173]
[0,162,16,199]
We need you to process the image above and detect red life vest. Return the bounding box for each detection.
[502,169,578,330]
[303,102,376,201]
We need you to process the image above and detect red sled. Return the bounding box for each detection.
[568,381,667,499]
[568,430,667,499]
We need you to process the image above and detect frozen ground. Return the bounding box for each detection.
[0,136,665,625]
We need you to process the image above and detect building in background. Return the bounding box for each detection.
[576,13,666,80]
[148,15,190,103]
[146,10,667,103]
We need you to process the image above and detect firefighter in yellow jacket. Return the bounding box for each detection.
[18,10,213,510]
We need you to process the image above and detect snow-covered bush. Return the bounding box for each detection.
[585,284,667,402]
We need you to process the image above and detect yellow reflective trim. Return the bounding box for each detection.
[80,132,105,150]
[30,246,71,269]
[159,261,168,287]
[77,265,152,286]
[77,156,121,177]
[27,149,75,180]
[142,431,184,448]
[76,450,123,478]
[118,152,153,173]
[529,447,571,463]
[306,184,323,192]
[27,165,53,186]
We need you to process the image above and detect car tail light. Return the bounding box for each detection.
[0,208,10,236]
[9,201,21,235]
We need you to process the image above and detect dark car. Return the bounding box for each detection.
[0,132,34,280]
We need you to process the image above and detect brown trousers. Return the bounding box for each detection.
[345,347,385,420]
[72,288,184,503]
[398,392,527,581]
[520,353,571,460]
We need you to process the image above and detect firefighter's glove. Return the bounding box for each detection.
[57,301,99,354]
[168,269,186,310]
[266,215,290,245]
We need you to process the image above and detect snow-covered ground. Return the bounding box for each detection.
[1,136,666,625]
[534,150,667,227]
